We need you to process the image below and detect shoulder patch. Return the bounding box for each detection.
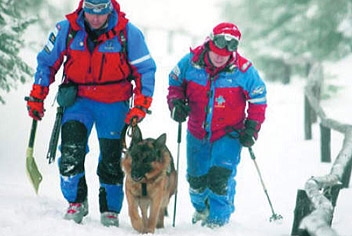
[171,65,181,78]
[44,24,60,54]
[252,86,265,95]
[170,65,181,82]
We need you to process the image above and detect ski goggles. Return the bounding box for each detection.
[83,1,111,13]
[210,33,239,52]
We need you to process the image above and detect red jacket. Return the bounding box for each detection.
[34,0,156,103]
[64,1,132,102]
[167,45,267,142]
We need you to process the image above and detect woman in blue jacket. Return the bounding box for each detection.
[167,22,267,228]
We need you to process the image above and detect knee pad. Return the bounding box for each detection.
[97,138,124,184]
[59,121,87,176]
[187,174,208,193]
[208,166,232,195]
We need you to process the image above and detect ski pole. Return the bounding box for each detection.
[172,122,182,227]
[47,106,64,164]
[248,147,283,222]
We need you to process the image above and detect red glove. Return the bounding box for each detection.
[125,95,152,124]
[26,84,49,120]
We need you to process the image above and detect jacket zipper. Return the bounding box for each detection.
[98,53,105,81]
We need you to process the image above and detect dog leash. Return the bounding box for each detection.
[121,118,139,153]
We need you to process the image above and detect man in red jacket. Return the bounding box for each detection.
[26,0,156,226]
[167,22,267,228]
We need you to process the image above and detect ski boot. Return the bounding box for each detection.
[192,208,209,224]
[64,199,88,224]
[101,212,119,227]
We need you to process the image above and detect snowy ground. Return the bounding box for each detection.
[1,0,351,234]
[1,53,351,236]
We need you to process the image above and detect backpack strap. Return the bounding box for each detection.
[66,26,77,49]
[118,29,127,55]
[62,26,77,84]
[117,28,135,82]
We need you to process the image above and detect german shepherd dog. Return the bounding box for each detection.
[122,126,177,234]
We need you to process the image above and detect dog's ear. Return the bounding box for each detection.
[155,133,166,148]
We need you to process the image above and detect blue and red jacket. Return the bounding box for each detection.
[34,0,156,103]
[167,45,267,142]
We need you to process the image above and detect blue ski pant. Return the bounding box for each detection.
[186,131,242,225]
[58,97,129,213]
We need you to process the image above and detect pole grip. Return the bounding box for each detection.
[249,147,256,160]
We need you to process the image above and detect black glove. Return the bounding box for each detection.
[171,99,190,122]
[239,120,260,147]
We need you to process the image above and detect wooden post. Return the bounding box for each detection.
[291,186,341,236]
[291,189,312,236]
[342,158,352,188]
[320,124,331,162]
[304,95,312,140]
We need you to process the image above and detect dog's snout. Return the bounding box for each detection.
[131,170,144,182]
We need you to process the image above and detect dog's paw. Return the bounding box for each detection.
[144,227,155,234]
[131,219,144,233]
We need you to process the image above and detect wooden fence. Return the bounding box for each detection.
[291,63,352,236]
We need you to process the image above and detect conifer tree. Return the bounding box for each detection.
[221,0,352,81]
[0,0,38,104]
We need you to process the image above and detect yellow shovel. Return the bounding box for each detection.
[26,119,43,194]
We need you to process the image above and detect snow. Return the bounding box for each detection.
[1,1,351,235]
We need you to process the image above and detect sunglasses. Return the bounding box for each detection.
[83,1,110,11]
[211,33,239,52]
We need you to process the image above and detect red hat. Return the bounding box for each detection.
[208,22,241,56]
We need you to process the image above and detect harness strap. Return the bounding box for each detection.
[142,183,147,196]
